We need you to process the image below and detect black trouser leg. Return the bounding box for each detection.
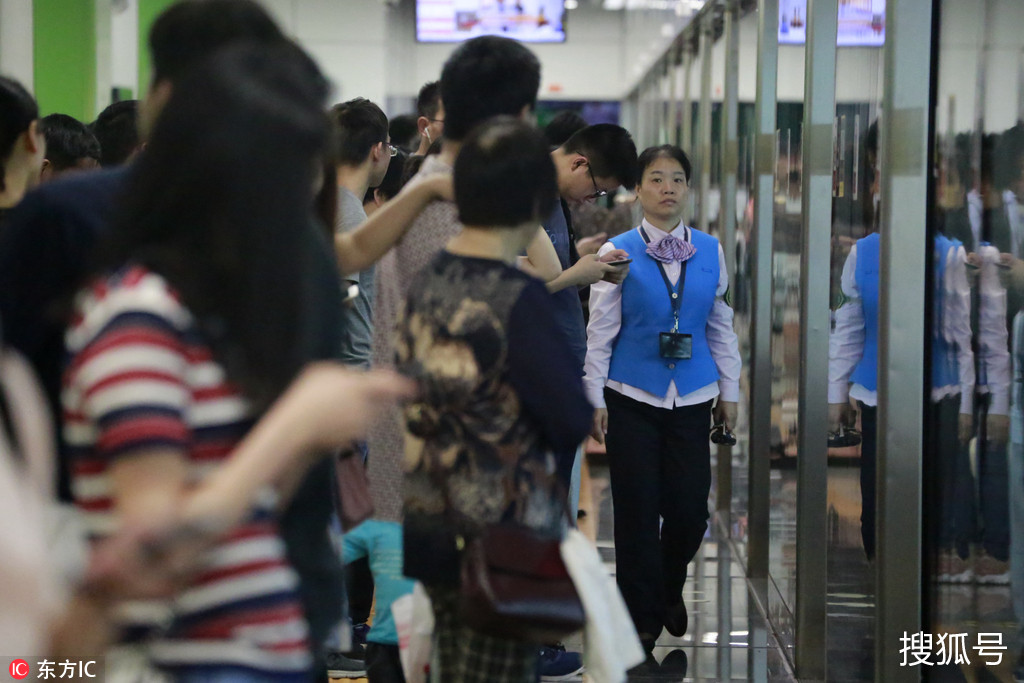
[660,400,713,603]
[346,557,374,626]
[858,402,877,560]
[606,389,668,639]
[366,643,406,683]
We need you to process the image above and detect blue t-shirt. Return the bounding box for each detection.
[542,200,587,373]
[342,519,415,646]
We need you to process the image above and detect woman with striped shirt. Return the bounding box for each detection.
[62,43,409,681]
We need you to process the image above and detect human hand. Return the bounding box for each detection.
[591,408,608,445]
[283,363,416,452]
[987,413,1009,445]
[713,401,737,430]
[965,252,981,279]
[828,402,854,432]
[599,248,631,284]
[576,232,609,256]
[80,520,215,602]
[569,254,620,287]
[958,412,973,444]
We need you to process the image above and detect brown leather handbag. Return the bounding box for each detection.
[458,521,585,643]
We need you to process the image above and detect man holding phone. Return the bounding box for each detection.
[539,124,638,505]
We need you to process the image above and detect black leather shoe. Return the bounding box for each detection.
[663,601,688,637]
[659,649,688,677]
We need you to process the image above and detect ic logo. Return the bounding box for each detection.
[8,660,29,680]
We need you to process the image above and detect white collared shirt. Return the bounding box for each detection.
[583,219,741,410]
[827,241,983,414]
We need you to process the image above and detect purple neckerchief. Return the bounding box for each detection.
[645,231,697,264]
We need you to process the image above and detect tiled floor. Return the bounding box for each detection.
[588,461,798,682]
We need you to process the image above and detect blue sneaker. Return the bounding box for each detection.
[538,646,584,681]
[352,622,369,650]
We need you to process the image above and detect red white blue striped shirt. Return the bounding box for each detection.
[63,265,311,677]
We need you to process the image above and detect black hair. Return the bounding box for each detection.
[389,113,419,153]
[364,149,408,204]
[148,0,284,85]
[330,97,389,165]
[544,110,587,147]
[39,114,100,171]
[636,144,692,185]
[99,41,330,409]
[0,76,38,192]
[400,154,426,187]
[440,36,540,142]
[564,124,638,188]
[416,81,442,120]
[454,116,557,228]
[91,100,139,167]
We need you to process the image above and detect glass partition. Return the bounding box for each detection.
[825,37,884,680]
[926,0,1024,678]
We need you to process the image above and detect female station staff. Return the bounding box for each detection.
[583,145,741,654]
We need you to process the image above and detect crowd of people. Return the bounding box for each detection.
[0,1,744,681]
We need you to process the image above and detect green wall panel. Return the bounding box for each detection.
[32,0,96,121]
[137,0,177,98]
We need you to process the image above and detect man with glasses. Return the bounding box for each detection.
[415,80,445,155]
[542,123,638,503]
[330,97,394,369]
[325,96,394,679]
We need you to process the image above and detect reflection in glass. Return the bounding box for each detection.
[929,0,1022,677]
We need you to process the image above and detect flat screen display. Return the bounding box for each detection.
[416,0,566,43]
[778,0,885,46]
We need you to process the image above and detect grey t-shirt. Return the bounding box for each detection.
[336,187,374,368]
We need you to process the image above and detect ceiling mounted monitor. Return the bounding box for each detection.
[417,0,566,43]
[779,0,885,46]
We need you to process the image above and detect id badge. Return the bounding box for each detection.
[659,332,692,360]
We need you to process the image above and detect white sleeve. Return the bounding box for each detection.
[583,242,622,410]
[708,244,741,402]
[978,245,1011,415]
[828,246,864,404]
[944,245,975,414]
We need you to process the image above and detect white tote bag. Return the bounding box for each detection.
[560,528,646,683]
[394,582,434,683]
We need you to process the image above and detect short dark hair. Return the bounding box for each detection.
[440,36,540,142]
[330,98,388,165]
[90,100,139,167]
[364,149,409,204]
[544,110,587,147]
[563,124,638,188]
[389,113,419,153]
[39,113,100,170]
[416,81,442,120]
[455,117,557,228]
[148,0,284,84]
[0,76,38,190]
[636,144,692,184]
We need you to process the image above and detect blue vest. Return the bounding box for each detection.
[607,226,721,398]
[931,235,960,390]
[850,233,880,391]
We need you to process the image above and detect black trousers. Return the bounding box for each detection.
[858,402,877,560]
[366,642,406,683]
[605,389,712,639]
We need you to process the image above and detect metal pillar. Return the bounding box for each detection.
[716,0,740,519]
[698,13,714,234]
[747,0,778,585]
[876,0,931,679]
[795,0,836,679]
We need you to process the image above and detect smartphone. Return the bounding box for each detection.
[604,258,632,267]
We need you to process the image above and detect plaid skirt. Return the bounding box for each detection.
[427,588,539,683]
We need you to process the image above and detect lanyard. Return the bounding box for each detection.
[639,226,689,333]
